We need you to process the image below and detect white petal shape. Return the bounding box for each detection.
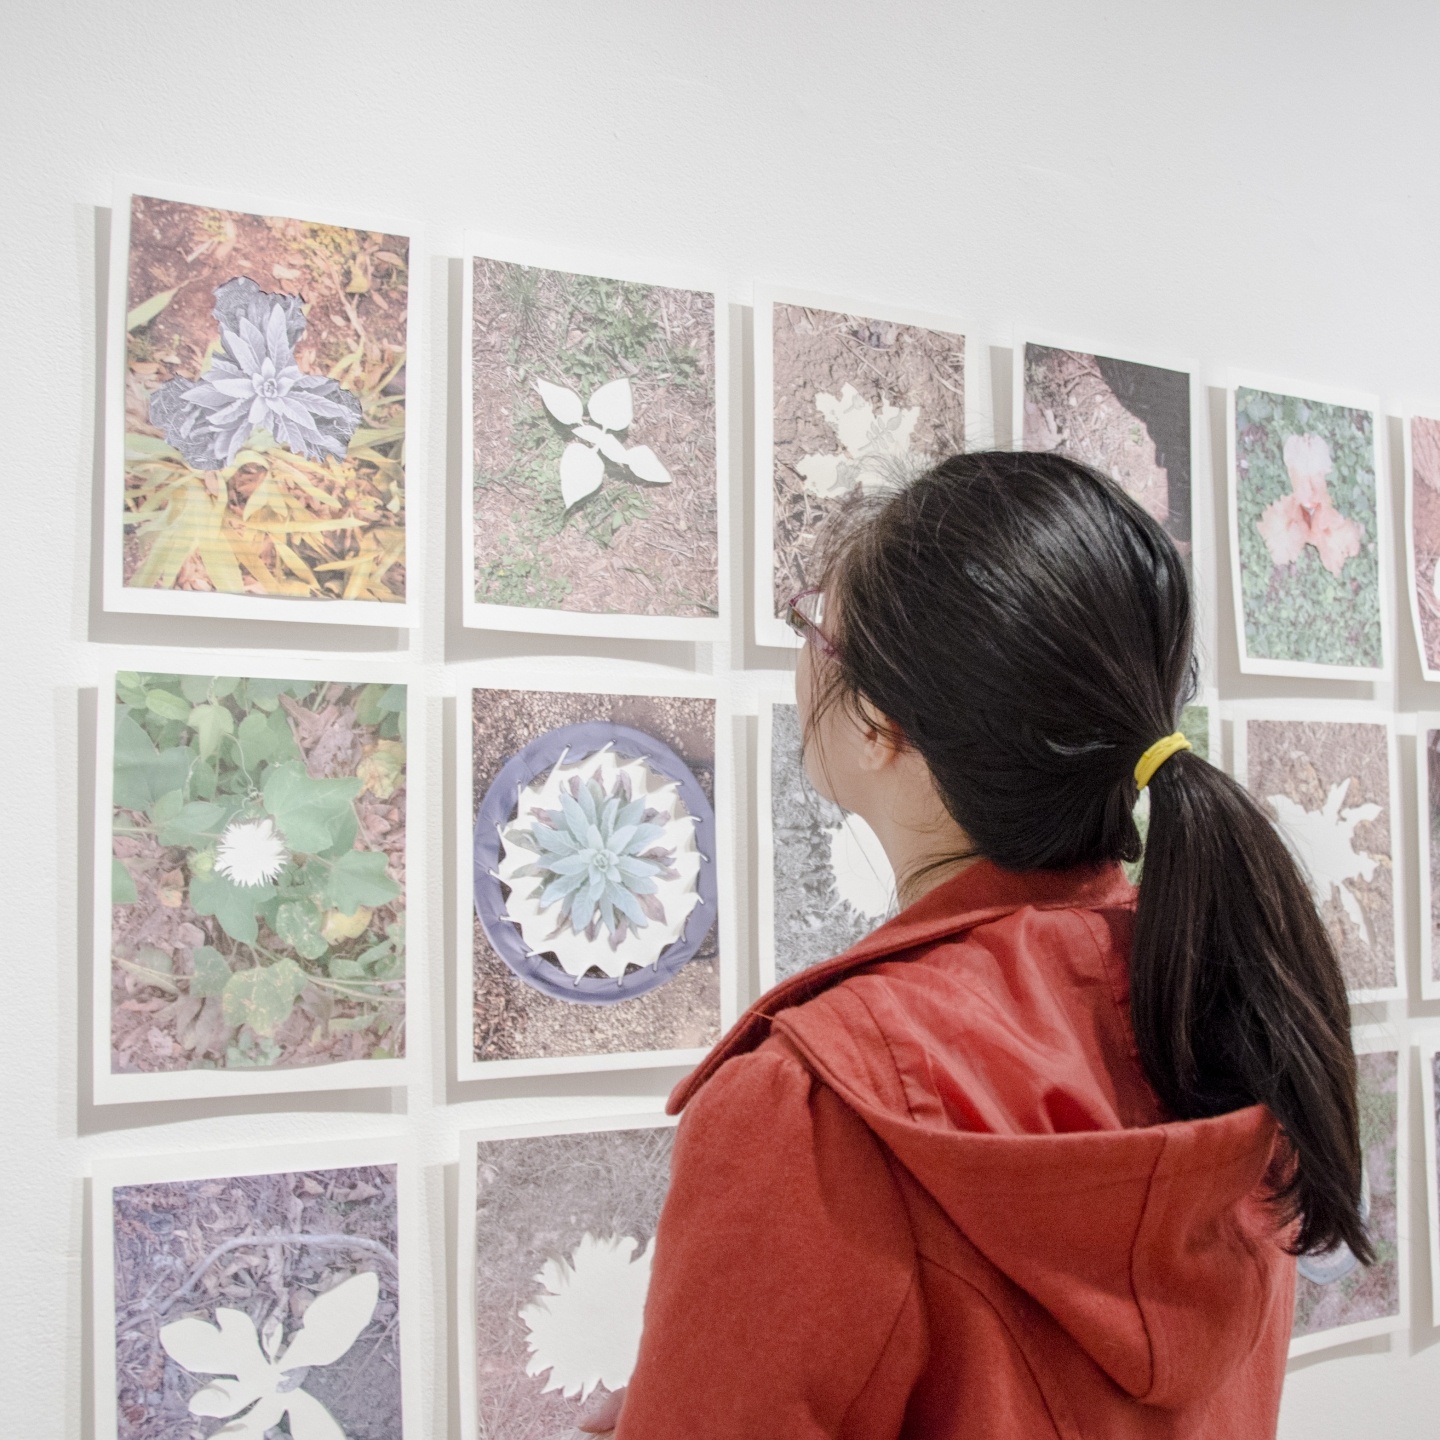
[188,1377,265,1419]
[1269,783,1383,945]
[161,1308,269,1381]
[623,444,672,486]
[520,1234,653,1402]
[535,379,584,425]
[586,378,634,432]
[278,1272,380,1372]
[573,424,607,446]
[826,814,895,921]
[560,443,605,509]
[283,1388,349,1440]
[213,1394,287,1437]
[597,432,628,465]
[796,453,846,498]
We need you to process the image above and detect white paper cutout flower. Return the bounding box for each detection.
[825,813,895,921]
[215,818,291,887]
[497,747,703,979]
[520,1234,653,1401]
[534,377,673,509]
[159,1271,379,1439]
[1268,780,1383,944]
[796,383,920,498]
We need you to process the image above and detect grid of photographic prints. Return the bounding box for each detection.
[459,668,729,1078]
[97,663,410,1101]
[460,1116,674,1440]
[94,1141,416,1440]
[1235,709,1402,1001]
[465,243,721,638]
[85,186,1440,1421]
[1290,1032,1406,1355]
[755,288,967,646]
[106,185,419,625]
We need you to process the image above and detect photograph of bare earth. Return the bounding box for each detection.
[111,1164,403,1440]
[472,1127,672,1440]
[471,259,717,618]
[110,672,406,1074]
[122,195,408,603]
[471,689,720,1063]
[1293,1050,1399,1339]
[1409,417,1440,670]
[1021,344,1191,562]
[768,703,894,982]
[770,303,964,621]
[1244,720,1395,994]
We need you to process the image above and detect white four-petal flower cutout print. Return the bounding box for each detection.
[824,812,895,922]
[215,817,291,887]
[534,378,673,509]
[159,1270,379,1440]
[796,383,920,498]
[1267,779,1384,944]
[519,1233,653,1401]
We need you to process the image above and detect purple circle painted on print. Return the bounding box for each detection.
[473,722,718,1005]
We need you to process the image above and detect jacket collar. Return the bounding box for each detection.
[668,859,1135,1114]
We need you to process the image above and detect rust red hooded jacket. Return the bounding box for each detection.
[616,860,1295,1439]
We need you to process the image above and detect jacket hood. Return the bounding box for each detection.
[671,861,1288,1410]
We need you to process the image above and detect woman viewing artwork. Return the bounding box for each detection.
[579,451,1367,1439]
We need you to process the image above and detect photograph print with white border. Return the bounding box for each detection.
[99,661,411,1102]
[757,287,967,648]
[1418,1030,1440,1324]
[95,1138,416,1440]
[466,240,721,639]
[461,666,728,1077]
[1234,706,1401,1000]
[1290,1027,1405,1356]
[1405,412,1440,678]
[1014,336,1194,567]
[107,182,419,625]
[1228,376,1386,678]
[460,1115,674,1440]
[759,688,896,989]
[1416,714,1440,1000]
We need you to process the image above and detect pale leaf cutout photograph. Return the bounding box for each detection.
[1240,718,1397,996]
[467,1122,672,1438]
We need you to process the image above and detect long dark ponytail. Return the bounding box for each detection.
[815,449,1368,1261]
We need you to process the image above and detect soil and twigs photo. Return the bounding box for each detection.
[122,195,409,604]
[472,1127,672,1440]
[768,703,894,982]
[112,1164,403,1440]
[110,673,406,1074]
[1409,417,1440,671]
[471,259,717,618]
[770,302,964,619]
[1234,387,1381,670]
[1293,1051,1400,1337]
[471,689,720,1064]
[1245,719,1394,994]
[1021,345,1191,560]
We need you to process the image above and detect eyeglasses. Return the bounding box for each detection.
[784,587,837,657]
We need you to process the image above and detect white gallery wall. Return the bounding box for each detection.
[5,1,1440,1434]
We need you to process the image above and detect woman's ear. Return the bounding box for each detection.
[855,700,906,773]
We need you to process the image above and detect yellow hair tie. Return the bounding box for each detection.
[1134,732,1192,791]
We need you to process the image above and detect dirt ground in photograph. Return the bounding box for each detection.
[770,303,964,617]
[471,260,718,617]
[471,689,720,1062]
[112,1165,402,1440]
[1293,1051,1399,1335]
[1410,417,1440,669]
[111,680,406,1072]
[473,1127,672,1440]
[124,196,408,601]
[1021,346,1191,557]
[1247,720,1394,992]
[769,703,890,980]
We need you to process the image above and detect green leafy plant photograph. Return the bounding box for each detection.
[470,258,718,619]
[121,195,409,605]
[1234,386,1381,671]
[109,671,406,1074]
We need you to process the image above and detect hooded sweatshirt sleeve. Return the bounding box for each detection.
[615,1039,926,1440]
